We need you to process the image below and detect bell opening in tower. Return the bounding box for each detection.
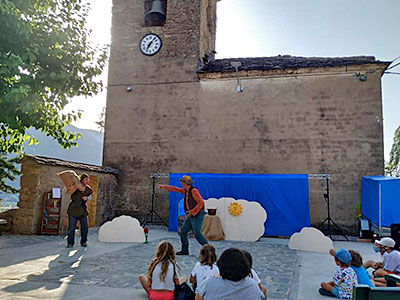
[144,0,167,27]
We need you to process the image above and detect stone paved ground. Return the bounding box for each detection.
[0,235,57,251]
[0,227,297,299]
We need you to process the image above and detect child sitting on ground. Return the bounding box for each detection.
[196,248,264,300]
[190,244,219,292]
[363,237,400,280]
[348,250,375,287]
[139,241,187,300]
[241,250,267,298]
[319,248,357,299]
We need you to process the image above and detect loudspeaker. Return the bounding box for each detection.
[391,224,400,250]
[358,218,372,239]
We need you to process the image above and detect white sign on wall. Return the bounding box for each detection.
[52,187,61,199]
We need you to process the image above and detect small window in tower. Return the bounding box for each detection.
[144,0,167,27]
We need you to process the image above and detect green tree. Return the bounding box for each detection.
[0,153,20,194]
[0,0,107,193]
[95,106,106,133]
[386,126,400,177]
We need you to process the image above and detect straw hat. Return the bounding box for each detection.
[179,175,194,184]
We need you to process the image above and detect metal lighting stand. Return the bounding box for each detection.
[141,173,169,227]
[313,175,348,241]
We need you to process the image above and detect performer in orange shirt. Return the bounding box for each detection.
[159,175,208,255]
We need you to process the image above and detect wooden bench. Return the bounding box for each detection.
[352,275,400,300]
[0,218,7,235]
[385,273,400,287]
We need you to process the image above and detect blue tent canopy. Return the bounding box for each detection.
[168,173,310,236]
[362,175,400,227]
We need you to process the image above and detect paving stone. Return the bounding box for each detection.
[0,235,63,250]
[0,227,297,299]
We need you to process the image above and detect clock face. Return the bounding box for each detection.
[139,33,162,56]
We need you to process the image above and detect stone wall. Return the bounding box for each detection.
[196,66,385,230]
[0,157,117,235]
[104,62,386,231]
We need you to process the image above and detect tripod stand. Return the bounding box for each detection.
[317,177,348,241]
[141,175,168,227]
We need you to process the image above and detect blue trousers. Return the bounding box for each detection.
[180,211,208,253]
[67,215,88,246]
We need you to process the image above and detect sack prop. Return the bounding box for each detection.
[57,170,85,194]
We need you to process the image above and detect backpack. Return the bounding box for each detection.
[172,263,195,300]
[174,282,195,300]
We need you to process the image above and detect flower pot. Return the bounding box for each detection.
[208,208,217,215]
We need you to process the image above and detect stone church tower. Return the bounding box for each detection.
[103,0,220,218]
[103,0,388,232]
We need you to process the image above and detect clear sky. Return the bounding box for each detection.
[66,0,400,161]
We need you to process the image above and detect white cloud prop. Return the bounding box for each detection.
[288,227,333,253]
[204,197,267,242]
[98,215,145,243]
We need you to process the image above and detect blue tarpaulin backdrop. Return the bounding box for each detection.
[362,175,400,227]
[168,173,310,236]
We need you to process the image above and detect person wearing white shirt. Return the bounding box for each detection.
[196,248,264,300]
[242,250,267,298]
[139,241,187,300]
[190,244,220,292]
[364,237,400,279]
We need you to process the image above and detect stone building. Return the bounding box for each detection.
[103,0,389,232]
[0,155,118,234]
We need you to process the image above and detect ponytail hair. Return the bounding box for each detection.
[199,244,217,268]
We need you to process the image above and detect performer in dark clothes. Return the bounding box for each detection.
[66,173,92,248]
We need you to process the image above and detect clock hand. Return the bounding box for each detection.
[146,38,156,51]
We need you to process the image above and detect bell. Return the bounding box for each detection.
[145,0,166,26]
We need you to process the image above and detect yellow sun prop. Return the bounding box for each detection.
[228,202,243,216]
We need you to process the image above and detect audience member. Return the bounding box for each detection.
[139,241,187,300]
[241,250,267,297]
[348,250,375,287]
[319,248,357,299]
[190,244,220,293]
[363,237,400,278]
[196,248,264,300]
